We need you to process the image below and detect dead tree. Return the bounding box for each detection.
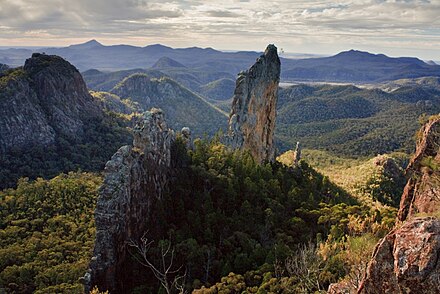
[129,234,186,294]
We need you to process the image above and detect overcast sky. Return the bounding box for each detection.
[1,0,439,60]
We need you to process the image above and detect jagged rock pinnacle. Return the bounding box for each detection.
[227,44,281,163]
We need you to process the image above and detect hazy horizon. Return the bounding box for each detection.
[1,0,439,60]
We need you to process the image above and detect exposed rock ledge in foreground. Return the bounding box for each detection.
[227,44,281,163]
[85,108,175,293]
[358,217,440,294]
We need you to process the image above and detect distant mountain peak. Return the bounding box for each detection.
[336,49,375,57]
[152,56,186,69]
[69,39,104,49]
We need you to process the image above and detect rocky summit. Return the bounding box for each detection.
[86,109,175,293]
[0,53,101,153]
[228,44,280,163]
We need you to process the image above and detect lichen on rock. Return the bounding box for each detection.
[358,217,440,294]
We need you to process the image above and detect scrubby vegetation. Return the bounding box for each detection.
[279,149,408,207]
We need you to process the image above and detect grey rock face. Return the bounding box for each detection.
[0,77,56,152]
[293,142,301,166]
[87,108,174,293]
[0,53,101,152]
[181,127,193,149]
[227,44,281,163]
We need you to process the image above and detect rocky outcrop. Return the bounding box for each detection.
[227,44,280,163]
[86,108,175,293]
[358,217,440,294]
[397,116,440,221]
[292,142,301,166]
[0,53,101,152]
[356,116,440,294]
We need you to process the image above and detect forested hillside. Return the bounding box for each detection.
[0,139,398,293]
[276,84,440,156]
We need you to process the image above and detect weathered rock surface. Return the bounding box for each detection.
[0,53,101,152]
[356,116,440,294]
[358,217,440,294]
[227,44,280,163]
[398,115,440,222]
[86,108,175,293]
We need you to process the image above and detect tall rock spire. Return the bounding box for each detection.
[228,44,281,163]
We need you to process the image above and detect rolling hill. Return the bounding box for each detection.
[110,73,228,135]
[275,83,440,157]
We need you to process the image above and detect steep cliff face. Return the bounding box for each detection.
[357,116,440,294]
[0,72,55,152]
[86,108,174,293]
[397,116,440,221]
[228,44,280,163]
[0,53,101,152]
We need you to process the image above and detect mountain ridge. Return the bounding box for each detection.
[1,40,439,84]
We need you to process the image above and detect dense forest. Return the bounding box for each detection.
[0,113,131,189]
[0,137,400,293]
[276,84,440,157]
[0,173,101,293]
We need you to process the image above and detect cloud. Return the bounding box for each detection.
[206,10,242,18]
[0,0,439,59]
